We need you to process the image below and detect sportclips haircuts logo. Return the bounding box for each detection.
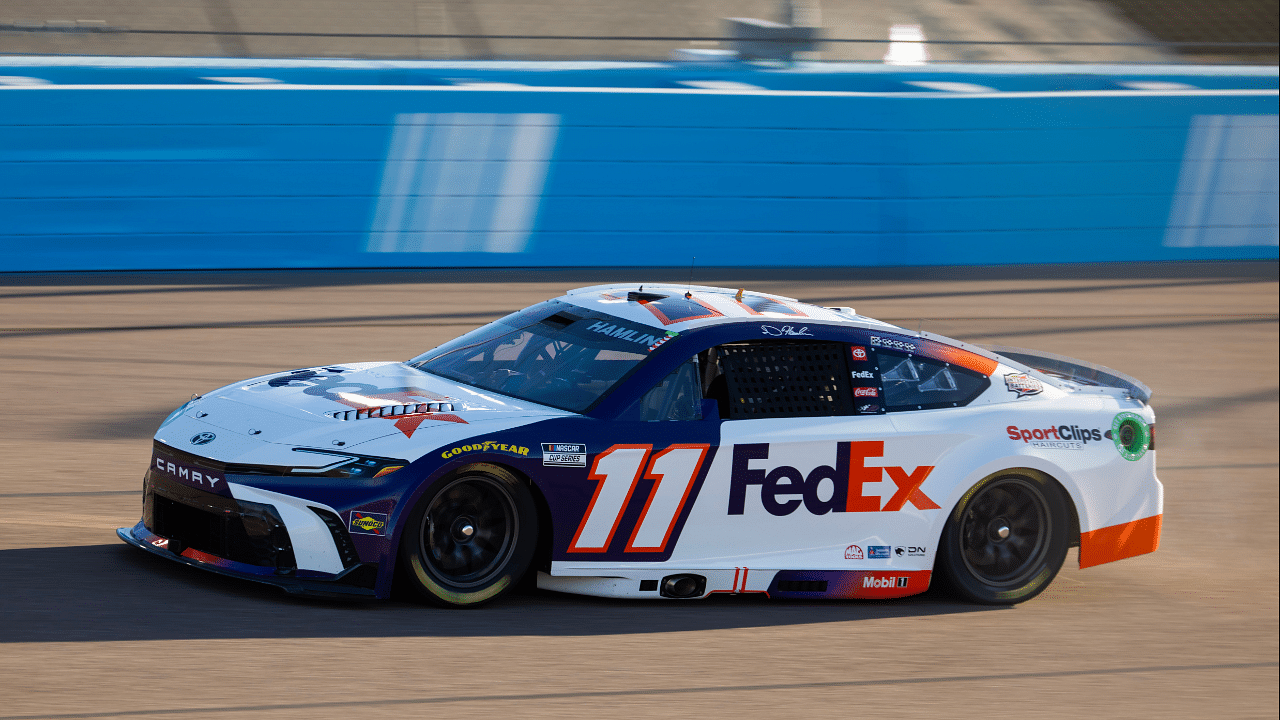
[728,442,941,516]
[1007,424,1102,450]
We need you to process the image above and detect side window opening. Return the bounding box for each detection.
[918,366,958,392]
[876,349,988,411]
[633,356,704,421]
[882,356,920,383]
[700,347,729,418]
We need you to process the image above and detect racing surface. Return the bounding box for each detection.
[1,264,1276,719]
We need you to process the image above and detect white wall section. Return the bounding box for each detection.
[1165,114,1280,248]
[367,112,559,253]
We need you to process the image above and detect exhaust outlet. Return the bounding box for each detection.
[660,574,706,599]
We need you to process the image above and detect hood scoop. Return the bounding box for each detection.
[329,402,458,422]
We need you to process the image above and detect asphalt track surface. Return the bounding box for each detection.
[0,263,1276,719]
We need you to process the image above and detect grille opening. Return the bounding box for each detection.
[310,506,361,569]
[145,478,296,572]
[777,580,829,593]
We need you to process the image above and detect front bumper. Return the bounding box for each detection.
[118,521,378,598]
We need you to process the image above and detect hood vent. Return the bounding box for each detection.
[330,402,454,421]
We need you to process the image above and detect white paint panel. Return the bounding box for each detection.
[571,446,649,551]
[227,483,344,574]
[367,112,559,254]
[628,446,705,551]
[1165,114,1280,248]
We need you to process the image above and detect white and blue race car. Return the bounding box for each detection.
[120,284,1162,606]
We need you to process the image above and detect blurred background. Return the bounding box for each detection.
[2,0,1277,64]
[1,0,1277,273]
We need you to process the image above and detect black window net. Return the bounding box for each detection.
[719,341,854,419]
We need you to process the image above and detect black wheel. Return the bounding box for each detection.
[401,465,538,607]
[936,473,1069,605]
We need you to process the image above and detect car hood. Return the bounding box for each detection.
[154,361,573,464]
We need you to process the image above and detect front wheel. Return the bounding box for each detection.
[936,473,1069,605]
[401,465,538,607]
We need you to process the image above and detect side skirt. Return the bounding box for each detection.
[537,568,931,600]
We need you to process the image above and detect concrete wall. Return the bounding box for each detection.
[1,59,1276,271]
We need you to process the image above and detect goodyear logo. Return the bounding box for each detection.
[441,440,530,459]
[349,511,389,536]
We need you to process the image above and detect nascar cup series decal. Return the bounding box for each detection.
[543,443,587,467]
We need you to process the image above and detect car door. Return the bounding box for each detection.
[668,329,958,573]
[554,354,722,565]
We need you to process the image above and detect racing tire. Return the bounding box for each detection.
[936,472,1069,605]
[401,464,538,607]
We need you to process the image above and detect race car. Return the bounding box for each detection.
[119,283,1162,606]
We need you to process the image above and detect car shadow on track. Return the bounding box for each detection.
[0,544,1003,644]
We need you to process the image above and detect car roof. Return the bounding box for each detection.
[559,283,903,333]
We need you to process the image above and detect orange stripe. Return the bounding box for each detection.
[1079,514,1162,569]
[927,342,999,376]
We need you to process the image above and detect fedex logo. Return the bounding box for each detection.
[727,442,941,516]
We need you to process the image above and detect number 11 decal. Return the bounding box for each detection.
[568,443,710,554]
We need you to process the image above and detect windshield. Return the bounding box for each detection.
[408,301,671,412]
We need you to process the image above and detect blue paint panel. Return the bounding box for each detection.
[0,159,1184,200]
[0,125,395,161]
[0,161,384,198]
[3,197,372,234]
[535,195,1177,233]
[3,227,1273,273]
[553,127,1194,164]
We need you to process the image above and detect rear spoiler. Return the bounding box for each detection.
[980,345,1152,404]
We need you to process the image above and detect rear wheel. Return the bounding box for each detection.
[937,473,1069,605]
[401,465,537,607]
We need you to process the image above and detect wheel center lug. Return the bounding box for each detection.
[452,517,476,541]
[989,518,1011,541]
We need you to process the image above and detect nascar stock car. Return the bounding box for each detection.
[119,283,1162,607]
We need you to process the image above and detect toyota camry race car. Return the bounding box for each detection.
[119,284,1162,606]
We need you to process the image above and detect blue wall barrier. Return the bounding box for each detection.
[1,59,1276,270]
